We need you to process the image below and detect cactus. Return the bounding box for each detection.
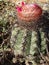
[11,26,48,64]
[10,11,49,65]
[0,1,49,65]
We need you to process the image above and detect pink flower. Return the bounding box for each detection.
[16,2,42,22]
[16,2,25,12]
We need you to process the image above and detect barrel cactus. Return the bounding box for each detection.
[0,1,49,65]
[11,11,49,65]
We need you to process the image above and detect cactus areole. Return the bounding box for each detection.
[16,2,42,30]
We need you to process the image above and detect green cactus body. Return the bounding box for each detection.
[10,26,47,65]
[11,27,38,56]
[11,28,46,55]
